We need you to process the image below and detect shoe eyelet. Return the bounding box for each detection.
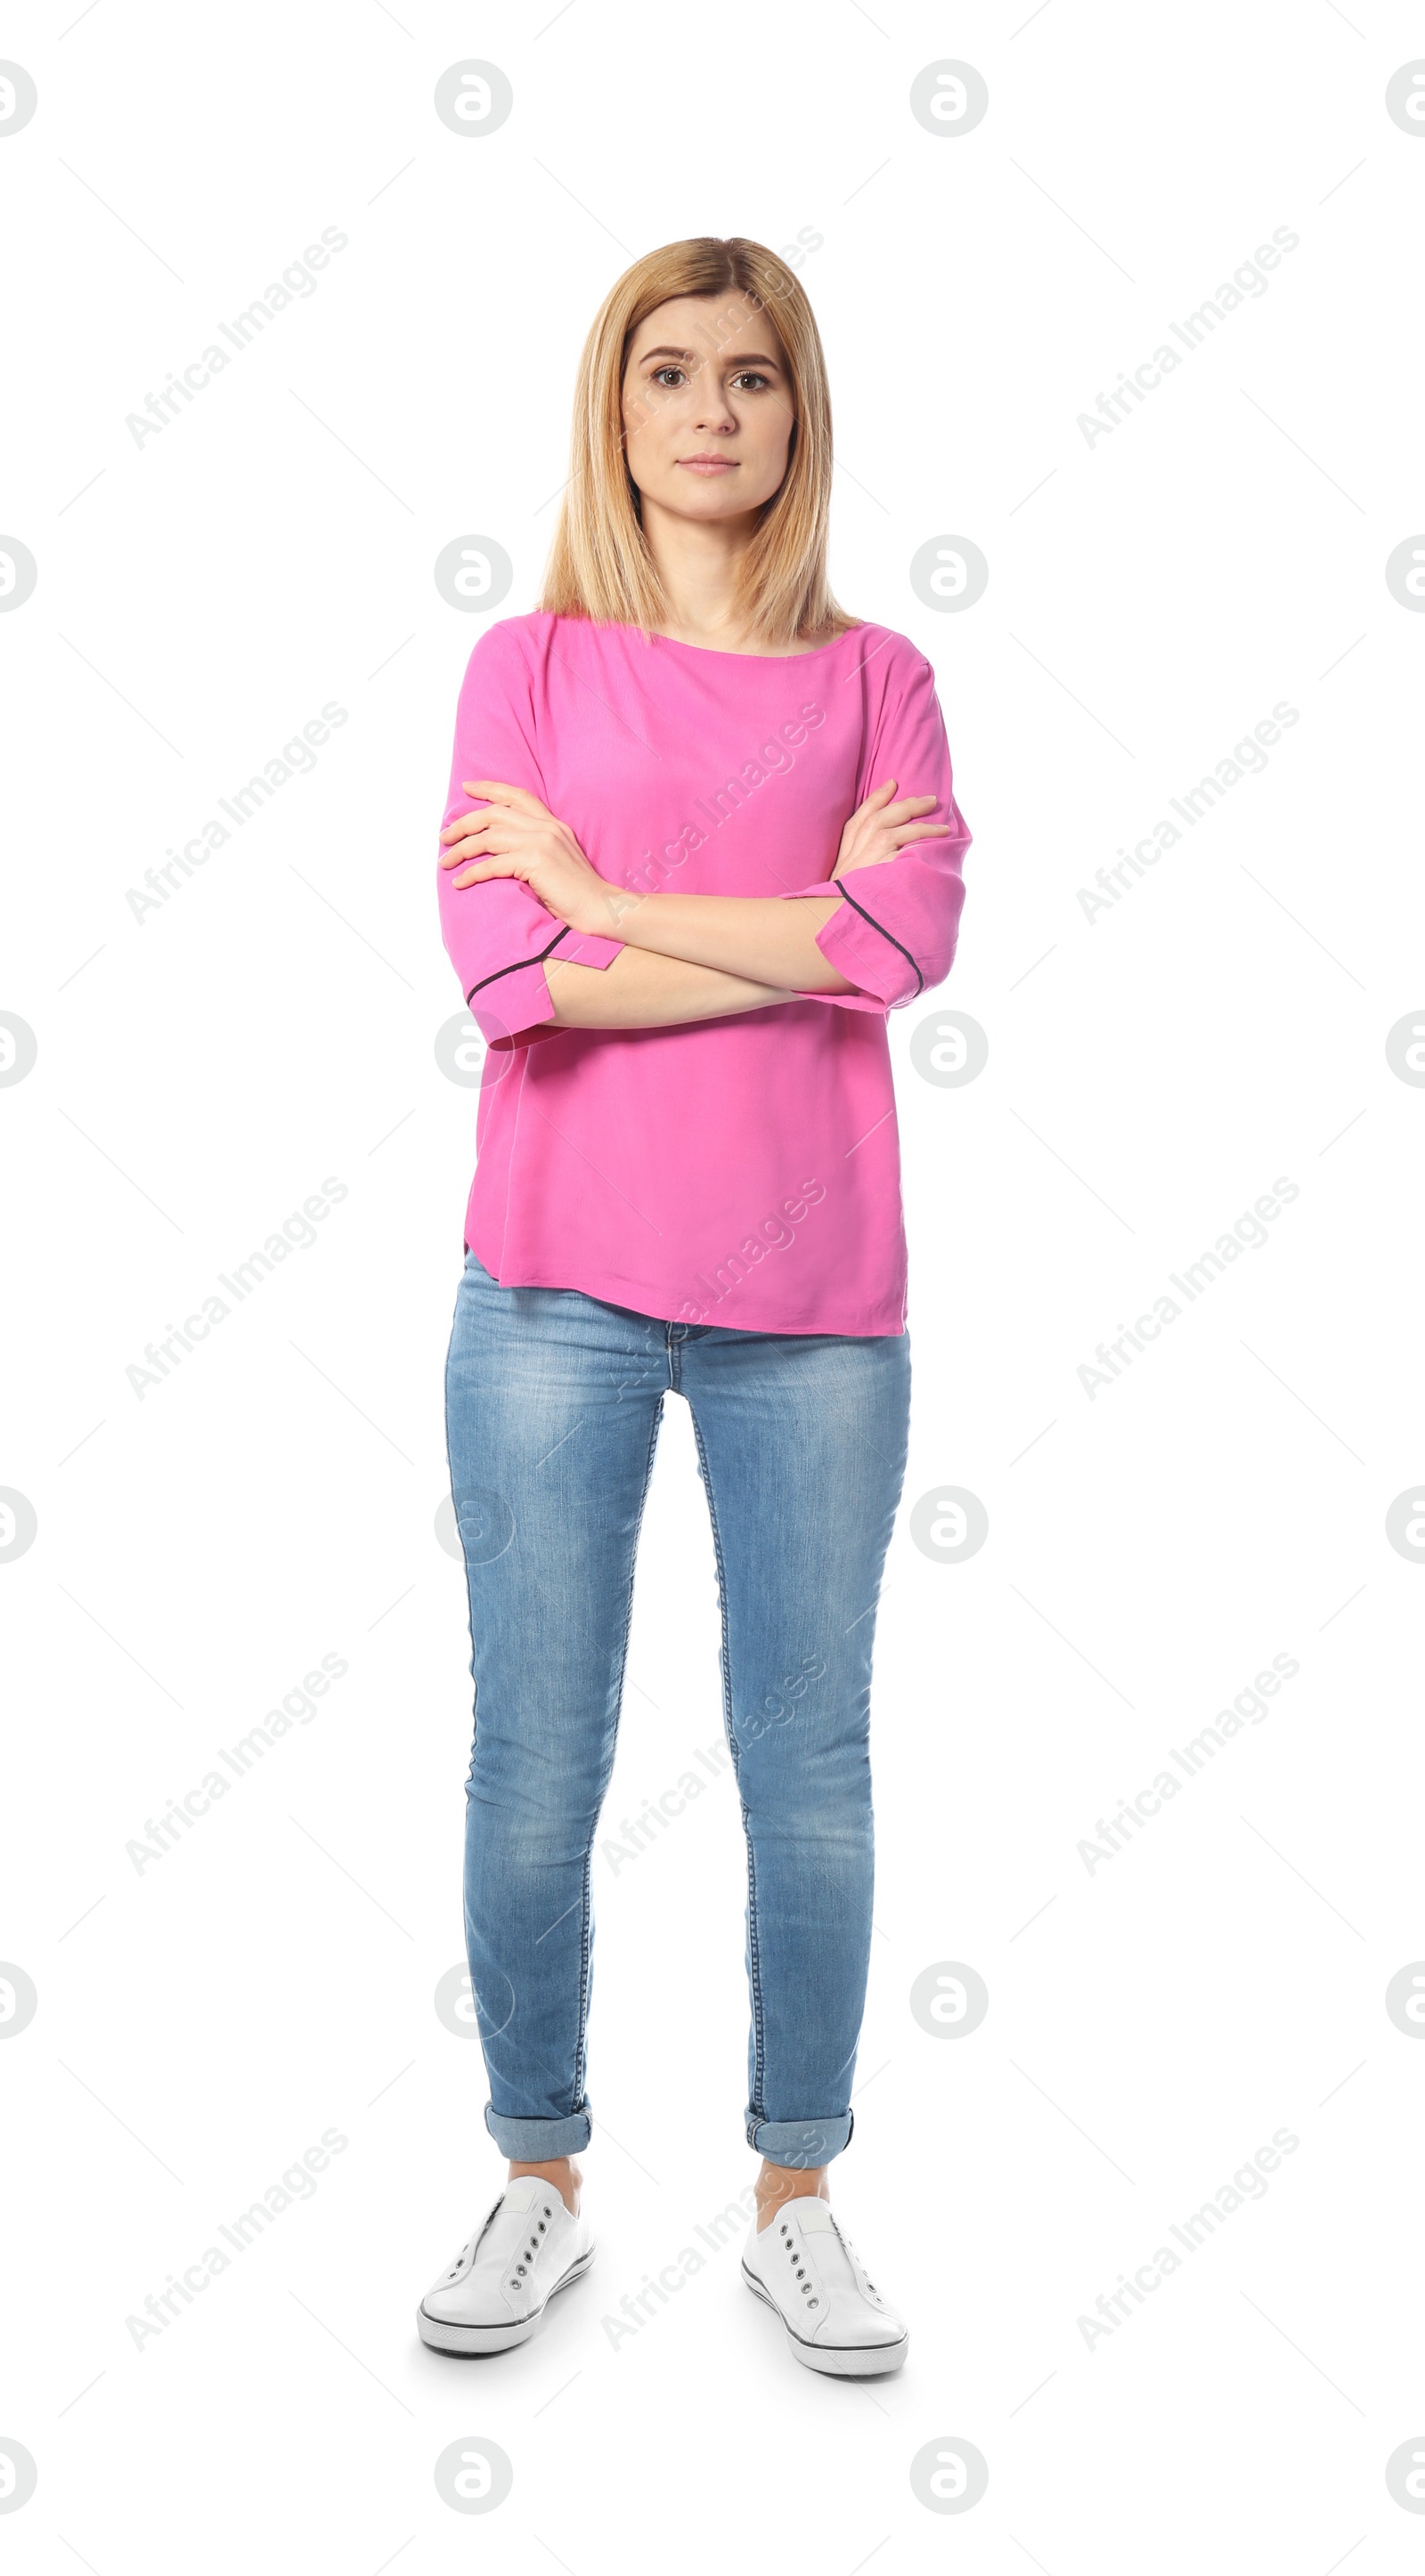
[809,2297,818,2308]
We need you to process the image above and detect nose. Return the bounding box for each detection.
[692,378,737,435]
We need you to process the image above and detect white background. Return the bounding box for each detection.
[4,0,1424,2566]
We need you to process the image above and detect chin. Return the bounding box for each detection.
[664,484,761,520]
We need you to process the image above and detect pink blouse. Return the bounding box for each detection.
[436,613,971,1335]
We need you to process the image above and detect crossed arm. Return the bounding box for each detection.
[542,890,848,1028]
[439,778,952,1030]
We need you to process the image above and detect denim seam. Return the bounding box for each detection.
[448,1267,505,2119]
[687,1406,765,2125]
[571,1841,593,2116]
[450,1255,632,2140]
[444,1267,482,1765]
[573,1391,665,2108]
[745,1837,765,2132]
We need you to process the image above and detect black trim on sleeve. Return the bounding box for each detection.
[465,925,570,1005]
[832,884,924,1000]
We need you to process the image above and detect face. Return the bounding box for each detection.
[620,291,794,524]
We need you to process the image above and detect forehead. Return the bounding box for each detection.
[624,289,785,365]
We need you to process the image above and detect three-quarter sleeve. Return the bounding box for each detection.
[436,622,624,1045]
[778,647,971,1013]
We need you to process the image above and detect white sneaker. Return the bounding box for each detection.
[742,2195,908,2377]
[417,2175,594,2354]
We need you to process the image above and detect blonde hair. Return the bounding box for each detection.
[539,236,855,649]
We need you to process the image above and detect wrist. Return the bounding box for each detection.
[566,877,634,940]
[579,880,652,942]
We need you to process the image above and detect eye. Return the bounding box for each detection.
[731,371,771,392]
[650,365,686,387]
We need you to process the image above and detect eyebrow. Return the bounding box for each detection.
[636,345,782,369]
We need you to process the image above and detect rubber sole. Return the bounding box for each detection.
[741,2260,909,2377]
[417,2245,596,2354]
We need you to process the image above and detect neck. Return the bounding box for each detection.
[639,496,761,649]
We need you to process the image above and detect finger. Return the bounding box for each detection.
[461,779,550,817]
[859,778,898,816]
[451,856,522,888]
[442,814,502,845]
[445,825,523,868]
[442,812,529,865]
[441,811,505,840]
[441,828,511,868]
[843,780,897,829]
[879,794,940,822]
[841,822,952,872]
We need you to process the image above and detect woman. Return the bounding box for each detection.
[418,236,971,2378]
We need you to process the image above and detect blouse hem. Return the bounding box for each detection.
[463,1232,907,1339]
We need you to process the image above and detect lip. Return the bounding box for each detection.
[678,455,739,473]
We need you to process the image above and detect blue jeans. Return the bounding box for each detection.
[444,1251,911,2170]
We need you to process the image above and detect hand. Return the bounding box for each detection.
[832,778,952,879]
[440,781,620,939]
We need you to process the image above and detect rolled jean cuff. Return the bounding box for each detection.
[484,2102,592,2158]
[745,2109,853,2166]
